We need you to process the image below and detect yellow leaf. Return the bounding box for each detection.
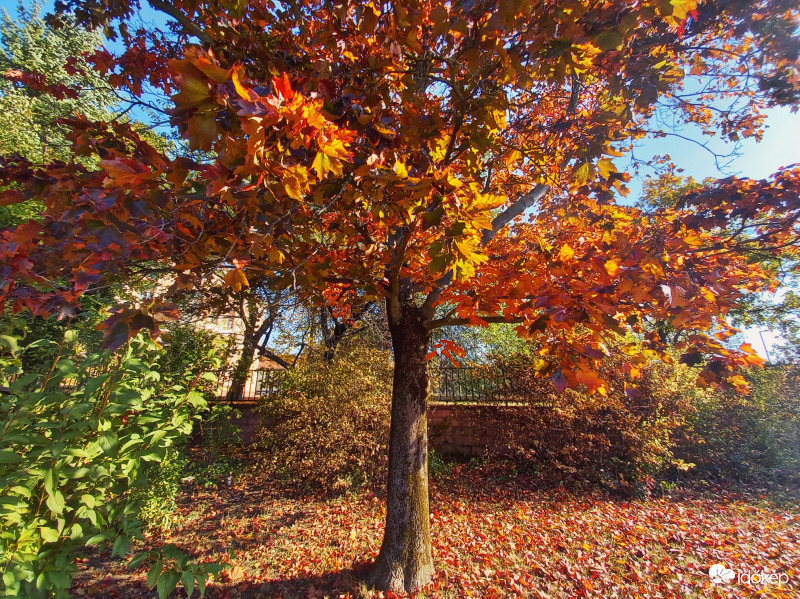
[604,259,620,276]
[505,149,522,167]
[303,104,328,129]
[312,152,343,179]
[430,135,449,163]
[559,244,575,261]
[231,67,256,101]
[572,162,591,185]
[320,137,351,160]
[446,174,463,189]
[574,370,607,395]
[268,248,285,264]
[491,108,507,130]
[283,166,309,200]
[172,76,211,110]
[597,158,616,181]
[472,192,505,211]
[669,0,697,20]
[394,159,408,178]
[223,268,249,292]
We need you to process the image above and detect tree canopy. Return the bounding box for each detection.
[1,0,799,591]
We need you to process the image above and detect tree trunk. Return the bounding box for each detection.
[226,333,257,402]
[367,304,434,592]
[226,315,274,402]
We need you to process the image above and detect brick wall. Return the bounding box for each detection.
[225,402,520,455]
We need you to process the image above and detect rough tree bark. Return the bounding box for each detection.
[226,315,273,402]
[226,330,258,402]
[367,301,434,592]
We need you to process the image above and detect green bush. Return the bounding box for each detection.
[0,333,225,599]
[132,452,191,533]
[155,325,230,384]
[675,364,800,485]
[259,341,392,495]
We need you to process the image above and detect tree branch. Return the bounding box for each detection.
[425,315,525,330]
[147,0,214,45]
[255,347,292,369]
[421,184,550,315]
[481,183,550,245]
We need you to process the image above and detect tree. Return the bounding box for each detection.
[0,2,115,162]
[640,171,800,358]
[2,0,800,592]
[0,2,117,228]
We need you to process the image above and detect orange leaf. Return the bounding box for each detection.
[272,73,294,100]
[232,67,257,101]
[604,259,620,276]
[223,268,249,292]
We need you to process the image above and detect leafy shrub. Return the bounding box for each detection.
[155,325,230,383]
[131,332,235,532]
[132,452,191,533]
[197,403,242,459]
[429,353,702,495]
[258,341,392,495]
[675,364,800,485]
[0,333,225,599]
[428,449,454,479]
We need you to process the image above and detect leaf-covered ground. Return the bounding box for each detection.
[72,457,800,599]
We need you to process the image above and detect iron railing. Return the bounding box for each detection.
[206,368,287,404]
[204,365,549,406]
[429,366,553,405]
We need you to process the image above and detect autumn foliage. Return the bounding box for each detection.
[1,0,800,591]
[259,341,393,495]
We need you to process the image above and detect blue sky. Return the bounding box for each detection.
[626,105,800,201]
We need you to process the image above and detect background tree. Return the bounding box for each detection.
[0,2,117,227]
[1,0,800,592]
[640,171,800,359]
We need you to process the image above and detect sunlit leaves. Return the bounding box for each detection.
[0,0,798,426]
[223,268,249,292]
[312,151,342,179]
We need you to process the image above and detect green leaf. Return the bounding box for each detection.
[157,569,180,599]
[3,571,16,588]
[45,490,66,516]
[39,526,60,543]
[147,559,163,589]
[86,531,113,546]
[181,571,195,595]
[44,568,71,590]
[593,30,623,51]
[112,534,131,557]
[127,551,150,570]
[0,449,23,463]
[0,335,20,356]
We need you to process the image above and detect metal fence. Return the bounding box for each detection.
[430,366,553,405]
[4,367,102,393]
[206,368,287,404]
[204,365,546,406]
